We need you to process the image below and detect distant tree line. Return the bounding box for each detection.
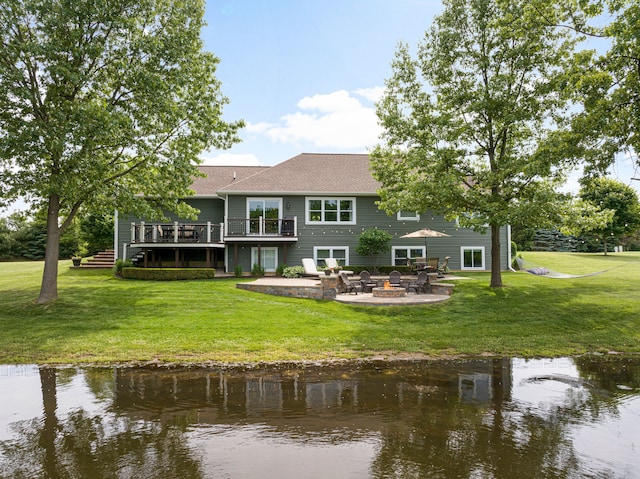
[0,210,113,261]
[512,178,640,253]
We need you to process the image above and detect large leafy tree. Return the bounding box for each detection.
[553,0,639,177]
[0,0,242,303]
[371,0,584,287]
[577,177,640,253]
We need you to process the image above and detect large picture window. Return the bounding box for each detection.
[306,197,355,224]
[461,247,484,270]
[392,246,425,266]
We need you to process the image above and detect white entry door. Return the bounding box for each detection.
[251,247,278,272]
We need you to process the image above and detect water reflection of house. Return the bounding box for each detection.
[111,359,512,432]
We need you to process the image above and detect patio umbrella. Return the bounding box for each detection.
[400,228,451,259]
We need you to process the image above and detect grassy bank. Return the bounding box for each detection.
[1,252,639,364]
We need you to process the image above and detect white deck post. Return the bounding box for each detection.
[139,221,145,243]
[294,216,298,237]
[219,222,224,242]
[207,222,212,243]
[173,221,179,243]
[131,222,136,243]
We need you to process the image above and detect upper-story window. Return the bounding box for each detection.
[306,197,356,224]
[397,210,420,221]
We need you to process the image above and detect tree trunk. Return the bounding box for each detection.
[37,195,61,304]
[39,368,60,479]
[603,236,608,256]
[490,224,503,288]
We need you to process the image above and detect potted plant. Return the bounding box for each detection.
[72,255,82,267]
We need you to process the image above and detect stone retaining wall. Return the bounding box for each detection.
[237,276,338,300]
[430,283,455,295]
[237,282,326,300]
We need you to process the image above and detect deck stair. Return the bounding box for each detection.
[80,249,115,269]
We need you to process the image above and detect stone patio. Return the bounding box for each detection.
[238,276,457,306]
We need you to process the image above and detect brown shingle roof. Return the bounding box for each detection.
[218,153,380,195]
[191,166,269,196]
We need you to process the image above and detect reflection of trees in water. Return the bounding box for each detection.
[369,357,627,479]
[1,358,638,479]
[0,368,203,479]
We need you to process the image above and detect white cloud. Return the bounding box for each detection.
[199,153,261,166]
[353,86,385,102]
[245,122,273,134]
[251,89,383,150]
[297,90,362,113]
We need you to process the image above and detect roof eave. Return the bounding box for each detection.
[216,190,380,196]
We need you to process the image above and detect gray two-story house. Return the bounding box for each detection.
[115,153,511,272]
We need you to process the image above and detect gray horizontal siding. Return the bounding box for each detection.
[116,194,510,272]
[226,194,509,272]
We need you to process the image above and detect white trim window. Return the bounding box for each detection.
[461,246,485,270]
[313,246,349,266]
[247,198,282,235]
[392,246,425,266]
[251,246,278,272]
[397,210,420,221]
[306,197,355,224]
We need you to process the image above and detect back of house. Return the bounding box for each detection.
[114,153,510,273]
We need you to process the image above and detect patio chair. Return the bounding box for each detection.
[359,270,378,293]
[404,271,431,294]
[415,271,431,293]
[411,257,428,273]
[437,256,450,277]
[282,216,295,236]
[301,258,321,277]
[324,258,354,275]
[339,271,362,295]
[389,270,402,287]
[427,257,439,272]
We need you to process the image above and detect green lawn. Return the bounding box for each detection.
[1,251,639,364]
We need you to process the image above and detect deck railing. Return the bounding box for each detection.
[130,222,223,244]
[225,216,297,237]
[130,216,297,244]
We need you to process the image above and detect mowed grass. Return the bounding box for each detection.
[1,251,639,364]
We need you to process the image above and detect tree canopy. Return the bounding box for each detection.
[576,177,640,253]
[371,0,583,287]
[566,0,640,176]
[356,229,392,272]
[0,0,242,303]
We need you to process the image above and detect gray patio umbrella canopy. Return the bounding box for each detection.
[400,228,451,259]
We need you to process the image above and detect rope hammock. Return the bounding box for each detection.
[514,257,623,279]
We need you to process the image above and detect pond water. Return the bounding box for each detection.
[0,356,639,479]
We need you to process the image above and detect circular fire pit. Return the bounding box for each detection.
[372,286,406,298]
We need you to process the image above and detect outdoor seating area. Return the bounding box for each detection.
[239,259,458,305]
[298,258,453,297]
[239,275,453,306]
[341,269,440,295]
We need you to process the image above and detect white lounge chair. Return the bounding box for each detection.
[301,258,321,277]
[323,258,354,275]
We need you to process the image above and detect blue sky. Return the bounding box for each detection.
[1,0,637,216]
[199,0,443,166]
[198,0,639,195]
